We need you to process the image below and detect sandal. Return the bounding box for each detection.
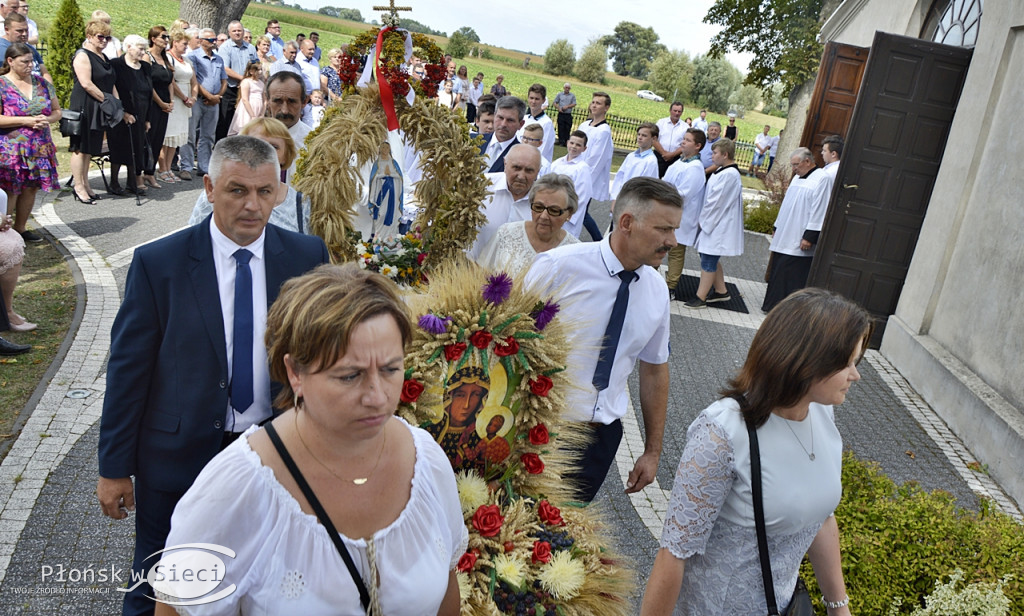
[144,175,162,189]
[160,171,177,183]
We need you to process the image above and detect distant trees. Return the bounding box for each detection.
[601,21,665,79]
[575,39,608,85]
[318,7,364,22]
[647,50,695,103]
[50,0,86,106]
[447,31,471,58]
[730,84,762,115]
[543,39,576,77]
[400,18,445,37]
[455,26,480,43]
[691,54,742,113]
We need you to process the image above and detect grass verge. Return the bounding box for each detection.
[0,236,77,442]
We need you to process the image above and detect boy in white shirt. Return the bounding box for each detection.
[611,122,659,200]
[521,123,552,176]
[550,130,592,238]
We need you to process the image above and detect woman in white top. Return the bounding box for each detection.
[478,173,580,273]
[155,265,467,615]
[161,28,196,181]
[188,118,311,234]
[641,288,867,616]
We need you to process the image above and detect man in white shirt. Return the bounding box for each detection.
[516,83,556,162]
[297,38,321,98]
[750,124,773,177]
[525,177,680,502]
[265,72,311,181]
[550,130,592,238]
[663,127,707,291]
[468,144,540,260]
[762,147,831,312]
[578,92,614,240]
[767,128,782,174]
[479,96,526,172]
[692,109,709,134]
[466,72,484,123]
[653,101,687,178]
[821,134,843,189]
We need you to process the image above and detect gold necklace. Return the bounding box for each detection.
[293,411,387,485]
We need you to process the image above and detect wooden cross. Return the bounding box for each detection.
[373,0,413,25]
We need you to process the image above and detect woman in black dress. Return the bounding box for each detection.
[109,35,153,196]
[144,25,174,188]
[69,19,117,204]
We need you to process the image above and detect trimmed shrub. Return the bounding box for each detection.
[49,0,87,107]
[744,198,779,234]
[799,453,1024,615]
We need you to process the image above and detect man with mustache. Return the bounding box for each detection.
[264,71,310,182]
[525,177,680,502]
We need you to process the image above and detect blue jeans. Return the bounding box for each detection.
[180,101,218,174]
[582,199,603,241]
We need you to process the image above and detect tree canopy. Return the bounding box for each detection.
[447,31,471,59]
[455,26,480,43]
[704,0,825,92]
[691,54,742,113]
[543,39,576,77]
[575,39,608,85]
[647,50,695,104]
[318,7,364,22]
[601,21,665,79]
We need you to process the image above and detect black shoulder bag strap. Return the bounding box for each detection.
[264,422,372,613]
[295,191,304,234]
[748,420,781,616]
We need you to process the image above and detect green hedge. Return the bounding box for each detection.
[799,453,1024,615]
[744,199,779,234]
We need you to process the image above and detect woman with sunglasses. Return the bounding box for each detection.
[477,173,580,273]
[143,25,173,187]
[69,18,118,204]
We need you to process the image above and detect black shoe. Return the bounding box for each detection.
[706,290,731,304]
[107,184,126,196]
[0,336,31,356]
[72,189,97,204]
[19,230,43,243]
[126,185,147,196]
[683,297,707,309]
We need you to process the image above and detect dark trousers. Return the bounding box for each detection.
[123,481,187,616]
[655,151,679,178]
[216,85,239,142]
[466,103,477,123]
[568,420,623,502]
[582,199,603,241]
[557,112,573,145]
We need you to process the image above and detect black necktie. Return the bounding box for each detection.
[231,249,254,413]
[593,270,637,391]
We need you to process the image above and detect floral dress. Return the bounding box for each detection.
[321,65,342,99]
[0,75,59,193]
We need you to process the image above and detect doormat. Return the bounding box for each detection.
[673,276,749,314]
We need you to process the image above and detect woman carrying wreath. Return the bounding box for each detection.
[155,264,466,615]
[640,288,862,615]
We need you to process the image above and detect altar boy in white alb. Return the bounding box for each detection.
[578,92,614,202]
[549,131,593,239]
[610,123,660,200]
[663,127,707,291]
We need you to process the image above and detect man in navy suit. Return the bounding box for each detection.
[96,136,329,615]
[479,95,525,173]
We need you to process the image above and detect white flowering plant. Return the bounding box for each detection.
[886,569,1012,616]
[353,230,428,287]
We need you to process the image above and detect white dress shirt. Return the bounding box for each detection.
[209,222,271,432]
[549,155,592,238]
[656,117,687,154]
[578,120,613,201]
[286,120,312,182]
[524,236,671,424]
[485,135,516,170]
[467,173,529,261]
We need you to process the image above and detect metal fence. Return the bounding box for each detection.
[543,107,761,168]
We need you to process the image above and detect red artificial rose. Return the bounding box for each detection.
[400,379,424,403]
[528,423,549,445]
[493,336,519,357]
[528,375,553,397]
[537,500,564,527]
[532,540,552,564]
[444,342,467,362]
[471,504,504,537]
[456,551,477,572]
[520,453,544,474]
[469,330,493,349]
[416,252,427,265]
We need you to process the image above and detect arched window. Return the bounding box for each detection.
[921,0,983,48]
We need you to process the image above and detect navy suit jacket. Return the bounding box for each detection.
[98,217,330,493]
[479,134,519,173]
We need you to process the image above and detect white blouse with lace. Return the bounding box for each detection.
[476,221,579,274]
[161,418,468,615]
[660,397,842,614]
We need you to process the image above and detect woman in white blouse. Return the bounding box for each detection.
[477,173,580,273]
[155,264,467,615]
[641,288,867,615]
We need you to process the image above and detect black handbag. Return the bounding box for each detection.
[747,420,815,616]
[59,109,83,137]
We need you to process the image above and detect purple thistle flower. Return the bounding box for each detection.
[418,313,449,335]
[482,272,513,305]
[532,300,560,331]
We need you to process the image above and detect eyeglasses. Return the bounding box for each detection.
[160,34,170,40]
[95,35,111,43]
[201,37,217,43]
[531,203,569,217]
[521,137,542,144]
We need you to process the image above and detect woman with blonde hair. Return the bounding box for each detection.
[89,10,121,59]
[321,48,344,101]
[161,28,196,182]
[155,264,466,615]
[187,117,311,234]
[69,18,117,204]
[256,34,276,78]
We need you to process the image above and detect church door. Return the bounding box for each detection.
[807,31,972,347]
